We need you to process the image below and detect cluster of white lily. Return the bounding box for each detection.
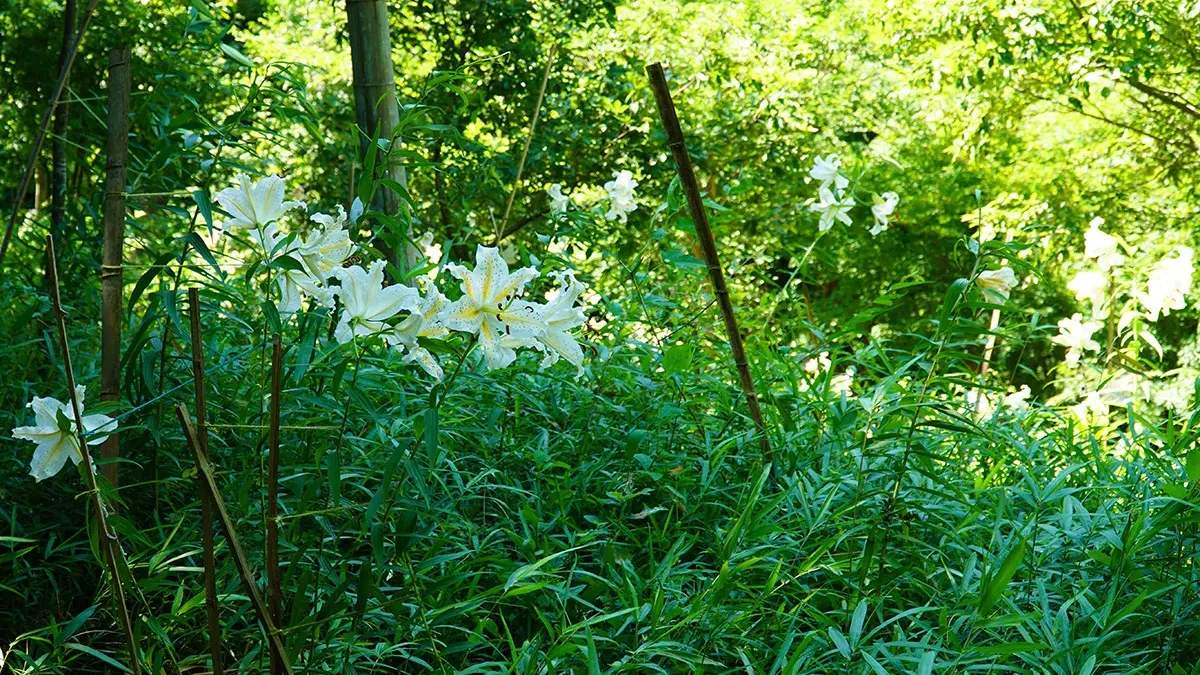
[1053,218,1195,424]
[806,154,899,236]
[11,173,592,481]
[545,169,639,224]
[216,174,589,377]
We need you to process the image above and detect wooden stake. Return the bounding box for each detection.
[0,0,101,269]
[177,404,294,675]
[266,334,284,675]
[645,63,773,464]
[100,47,131,488]
[345,0,414,268]
[46,235,142,674]
[187,288,223,675]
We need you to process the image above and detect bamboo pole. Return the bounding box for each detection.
[50,0,77,235]
[645,63,772,464]
[495,44,557,244]
[46,235,142,674]
[176,404,294,675]
[345,0,414,268]
[187,288,224,675]
[0,0,101,269]
[266,334,284,675]
[100,47,131,488]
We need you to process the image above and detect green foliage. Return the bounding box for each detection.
[3,0,1200,673]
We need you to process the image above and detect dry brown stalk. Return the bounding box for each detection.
[645,62,773,464]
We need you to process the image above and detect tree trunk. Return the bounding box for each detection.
[346,0,415,268]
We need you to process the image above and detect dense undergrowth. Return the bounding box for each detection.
[2,238,1199,672]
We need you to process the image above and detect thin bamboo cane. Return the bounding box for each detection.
[100,47,131,488]
[50,0,77,235]
[46,235,142,674]
[0,0,101,269]
[645,63,773,464]
[176,404,295,675]
[187,288,224,675]
[267,334,284,675]
[495,44,558,244]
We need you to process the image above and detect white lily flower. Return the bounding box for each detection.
[809,154,849,191]
[965,390,994,421]
[333,261,420,344]
[12,387,117,482]
[809,186,854,231]
[804,351,832,375]
[251,223,335,315]
[443,245,545,370]
[1067,270,1107,310]
[869,192,899,236]
[304,206,356,279]
[386,286,451,380]
[1002,385,1032,410]
[214,174,305,230]
[604,170,639,223]
[547,184,569,215]
[1140,246,1194,321]
[1070,391,1108,426]
[534,270,587,375]
[1083,218,1125,270]
[1052,312,1102,367]
[976,267,1019,302]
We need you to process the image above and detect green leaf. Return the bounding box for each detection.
[192,190,214,235]
[182,232,220,275]
[849,599,868,646]
[1186,446,1200,482]
[979,538,1026,615]
[974,642,1047,655]
[63,643,131,673]
[662,344,694,375]
[828,627,850,659]
[219,42,255,68]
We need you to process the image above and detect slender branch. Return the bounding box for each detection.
[177,404,295,675]
[267,334,284,675]
[0,0,101,270]
[50,0,77,236]
[495,44,557,244]
[46,235,142,674]
[187,288,224,675]
[645,62,773,465]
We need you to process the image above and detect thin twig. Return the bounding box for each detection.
[177,404,295,675]
[495,44,557,244]
[46,235,142,674]
[645,62,773,465]
[187,288,224,675]
[267,334,284,675]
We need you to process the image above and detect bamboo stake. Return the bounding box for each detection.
[187,288,224,675]
[46,235,142,674]
[266,334,284,675]
[50,0,77,235]
[345,0,414,268]
[645,63,772,464]
[495,44,557,244]
[0,0,101,269]
[100,47,131,488]
[176,404,295,675]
